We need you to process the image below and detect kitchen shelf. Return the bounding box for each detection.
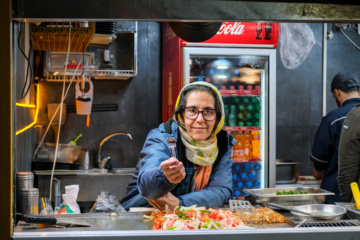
[42,21,138,81]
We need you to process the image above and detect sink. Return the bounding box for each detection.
[35,168,136,202]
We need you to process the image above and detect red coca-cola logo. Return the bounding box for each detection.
[217,22,245,36]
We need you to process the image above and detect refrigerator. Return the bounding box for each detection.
[162,22,278,199]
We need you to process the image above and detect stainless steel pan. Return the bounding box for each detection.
[290,204,346,221]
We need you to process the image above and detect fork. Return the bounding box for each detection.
[166,137,177,158]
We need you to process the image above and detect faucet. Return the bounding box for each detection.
[97,132,133,170]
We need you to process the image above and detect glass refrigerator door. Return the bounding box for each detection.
[182,47,276,199]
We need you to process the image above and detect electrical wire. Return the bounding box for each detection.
[340,28,360,50]
[17,22,34,99]
[49,21,72,203]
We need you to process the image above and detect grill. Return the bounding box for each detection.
[300,221,357,228]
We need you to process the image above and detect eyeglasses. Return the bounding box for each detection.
[183,107,217,121]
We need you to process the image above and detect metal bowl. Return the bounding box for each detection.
[44,143,82,164]
[291,204,346,221]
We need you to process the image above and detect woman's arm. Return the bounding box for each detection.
[136,129,179,198]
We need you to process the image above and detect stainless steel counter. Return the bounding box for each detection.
[13,209,360,240]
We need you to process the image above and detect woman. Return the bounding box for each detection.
[120,81,235,211]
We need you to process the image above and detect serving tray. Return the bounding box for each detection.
[244,187,334,207]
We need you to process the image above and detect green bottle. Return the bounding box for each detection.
[238,105,245,111]
[242,97,249,104]
[246,113,252,119]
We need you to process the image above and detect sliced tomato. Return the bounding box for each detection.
[165,219,176,228]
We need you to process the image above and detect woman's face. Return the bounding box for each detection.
[183,91,216,141]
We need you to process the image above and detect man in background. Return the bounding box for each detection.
[310,72,360,203]
[338,104,360,202]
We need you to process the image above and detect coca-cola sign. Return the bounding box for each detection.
[181,22,279,48]
[217,22,245,36]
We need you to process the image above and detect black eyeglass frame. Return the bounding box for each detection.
[183,107,218,121]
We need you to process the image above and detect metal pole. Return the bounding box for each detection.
[322,23,328,117]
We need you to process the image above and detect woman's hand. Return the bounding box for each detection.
[160,157,186,184]
[146,192,180,210]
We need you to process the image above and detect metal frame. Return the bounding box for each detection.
[182,47,276,188]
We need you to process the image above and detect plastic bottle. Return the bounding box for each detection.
[229,105,237,126]
[251,130,261,159]
[229,113,236,127]
[243,131,252,159]
[238,104,245,112]
[234,132,245,159]
[242,97,249,104]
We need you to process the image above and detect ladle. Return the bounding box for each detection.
[267,203,319,217]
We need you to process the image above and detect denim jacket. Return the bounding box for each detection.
[120,120,235,210]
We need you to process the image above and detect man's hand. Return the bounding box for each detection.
[312,167,324,180]
[160,157,186,184]
[146,192,180,211]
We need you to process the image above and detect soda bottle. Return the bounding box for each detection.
[229,113,236,127]
[242,97,249,105]
[234,132,245,159]
[238,104,245,112]
[251,130,261,159]
[246,113,252,120]
[248,104,254,111]
[229,105,237,126]
[251,96,259,104]
[243,131,252,159]
[234,97,240,104]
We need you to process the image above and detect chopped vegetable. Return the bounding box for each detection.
[276,190,309,195]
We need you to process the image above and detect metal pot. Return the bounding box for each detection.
[276,159,298,184]
[291,204,346,221]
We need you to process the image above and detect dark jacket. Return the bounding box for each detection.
[338,104,360,202]
[310,98,360,203]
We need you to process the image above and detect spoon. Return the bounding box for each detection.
[267,203,319,217]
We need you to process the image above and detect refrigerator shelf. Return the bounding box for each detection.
[232,158,261,163]
[223,126,261,131]
[220,89,261,96]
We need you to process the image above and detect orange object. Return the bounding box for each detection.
[251,130,261,159]
[234,131,245,158]
[243,130,252,159]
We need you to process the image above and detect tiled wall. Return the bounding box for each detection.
[276,23,360,175]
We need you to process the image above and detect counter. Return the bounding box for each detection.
[13,206,360,240]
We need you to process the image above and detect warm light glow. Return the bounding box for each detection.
[16,103,36,108]
[16,84,40,135]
